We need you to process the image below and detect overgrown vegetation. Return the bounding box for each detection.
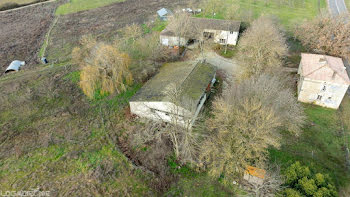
[282,161,337,196]
[295,14,350,59]
[72,36,133,98]
[236,16,288,79]
[199,74,305,184]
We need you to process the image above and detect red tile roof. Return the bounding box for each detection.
[300,53,350,85]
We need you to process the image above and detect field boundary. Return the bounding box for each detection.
[39,16,60,60]
[0,0,56,14]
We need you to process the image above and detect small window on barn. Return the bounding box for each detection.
[317,95,322,100]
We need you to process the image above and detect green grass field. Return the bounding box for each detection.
[56,0,124,15]
[270,96,350,188]
[198,0,326,28]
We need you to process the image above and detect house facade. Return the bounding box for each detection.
[160,17,240,47]
[129,61,216,127]
[298,53,350,109]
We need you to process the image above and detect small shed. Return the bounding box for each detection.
[157,8,173,21]
[243,166,266,185]
[5,60,25,73]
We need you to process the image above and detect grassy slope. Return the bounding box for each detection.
[270,97,350,188]
[56,0,125,15]
[0,65,153,195]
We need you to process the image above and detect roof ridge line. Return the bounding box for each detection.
[179,61,200,89]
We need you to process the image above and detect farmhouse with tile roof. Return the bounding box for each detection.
[160,17,241,47]
[298,53,350,109]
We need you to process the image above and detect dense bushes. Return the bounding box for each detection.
[283,162,337,197]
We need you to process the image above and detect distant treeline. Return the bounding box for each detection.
[0,0,49,11]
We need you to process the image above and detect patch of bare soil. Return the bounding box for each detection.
[0,1,59,72]
[47,0,186,62]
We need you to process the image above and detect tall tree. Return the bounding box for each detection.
[295,14,350,60]
[199,74,305,183]
[237,16,288,79]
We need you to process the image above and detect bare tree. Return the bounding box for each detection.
[200,0,225,18]
[166,12,197,52]
[199,74,305,184]
[237,16,288,79]
[131,84,202,164]
[295,14,350,60]
[121,23,143,43]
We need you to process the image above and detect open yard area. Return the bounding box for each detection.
[0,1,58,72]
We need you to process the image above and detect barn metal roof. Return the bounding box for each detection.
[130,61,216,110]
[5,60,25,73]
[157,8,170,17]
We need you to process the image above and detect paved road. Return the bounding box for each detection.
[328,0,348,16]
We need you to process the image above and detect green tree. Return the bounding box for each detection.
[282,162,338,197]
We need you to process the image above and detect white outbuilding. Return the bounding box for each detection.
[160,17,241,47]
[298,53,350,109]
[129,61,216,127]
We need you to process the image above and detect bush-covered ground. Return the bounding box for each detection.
[270,96,350,189]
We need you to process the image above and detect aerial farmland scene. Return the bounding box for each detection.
[0,0,350,196]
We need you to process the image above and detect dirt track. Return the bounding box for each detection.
[0,1,59,72]
[47,0,186,62]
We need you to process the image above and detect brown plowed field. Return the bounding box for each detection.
[0,1,59,72]
[46,0,185,62]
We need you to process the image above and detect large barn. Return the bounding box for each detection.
[160,17,241,47]
[129,61,216,127]
[298,53,350,109]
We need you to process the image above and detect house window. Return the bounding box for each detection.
[328,97,332,100]
[230,31,234,34]
[219,39,226,44]
[317,95,322,100]
[322,85,326,91]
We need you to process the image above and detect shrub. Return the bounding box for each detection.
[283,162,338,197]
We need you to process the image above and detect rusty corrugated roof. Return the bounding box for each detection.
[245,166,266,179]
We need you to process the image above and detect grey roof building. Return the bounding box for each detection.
[157,8,173,21]
[130,61,216,126]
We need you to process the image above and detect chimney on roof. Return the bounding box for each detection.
[319,57,327,65]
